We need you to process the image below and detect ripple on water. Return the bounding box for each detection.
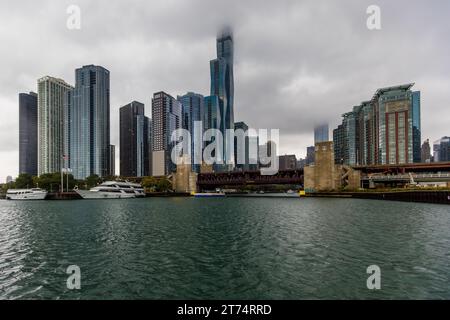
[1,198,450,299]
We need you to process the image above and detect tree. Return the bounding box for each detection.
[141,176,158,191]
[33,173,62,192]
[156,178,172,192]
[15,173,35,189]
[85,174,101,189]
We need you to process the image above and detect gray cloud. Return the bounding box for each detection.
[1,0,450,181]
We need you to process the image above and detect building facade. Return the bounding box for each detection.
[151,91,182,176]
[305,146,315,166]
[178,92,204,172]
[65,65,111,179]
[209,27,234,170]
[120,101,150,177]
[333,84,421,166]
[109,145,115,176]
[433,137,450,162]
[314,124,329,144]
[234,121,249,171]
[421,139,432,163]
[279,154,297,170]
[38,76,73,175]
[19,92,38,176]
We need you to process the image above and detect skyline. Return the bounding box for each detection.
[2,0,450,181]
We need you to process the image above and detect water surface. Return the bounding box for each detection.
[0,198,449,299]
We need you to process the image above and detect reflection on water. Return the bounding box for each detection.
[0,198,449,299]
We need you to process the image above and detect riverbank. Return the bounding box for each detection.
[307,190,450,205]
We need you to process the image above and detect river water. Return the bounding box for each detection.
[0,197,449,299]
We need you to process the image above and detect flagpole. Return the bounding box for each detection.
[61,155,64,194]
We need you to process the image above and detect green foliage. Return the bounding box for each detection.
[156,178,172,192]
[141,176,172,192]
[85,174,102,189]
[15,173,35,189]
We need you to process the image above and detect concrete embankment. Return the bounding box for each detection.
[307,190,450,205]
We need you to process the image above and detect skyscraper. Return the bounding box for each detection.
[37,76,73,176]
[209,27,234,170]
[278,155,297,170]
[234,121,249,171]
[314,124,329,144]
[433,137,450,162]
[305,146,315,166]
[120,101,150,177]
[333,83,421,166]
[109,145,115,176]
[177,92,204,172]
[66,65,110,179]
[19,92,38,176]
[203,95,221,131]
[151,91,182,176]
[421,139,431,163]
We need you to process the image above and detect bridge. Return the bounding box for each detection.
[196,162,450,190]
[355,162,450,174]
[197,169,304,190]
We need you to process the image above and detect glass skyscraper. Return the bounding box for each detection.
[120,101,150,177]
[177,92,204,172]
[209,27,234,170]
[66,65,110,179]
[314,124,329,144]
[19,92,38,176]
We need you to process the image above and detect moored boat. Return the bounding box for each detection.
[6,188,48,200]
[74,181,145,199]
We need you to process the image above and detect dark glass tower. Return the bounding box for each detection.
[177,92,204,173]
[209,27,234,169]
[19,92,38,175]
[67,65,110,179]
[120,101,150,177]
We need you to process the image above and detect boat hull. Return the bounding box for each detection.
[194,193,226,198]
[6,193,48,200]
[74,190,137,199]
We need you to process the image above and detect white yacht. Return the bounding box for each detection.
[6,188,48,200]
[74,181,145,199]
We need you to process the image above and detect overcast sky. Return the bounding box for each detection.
[1,0,450,182]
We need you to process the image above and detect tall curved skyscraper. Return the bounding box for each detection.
[209,27,234,170]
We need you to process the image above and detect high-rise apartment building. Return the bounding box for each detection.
[37,76,73,175]
[333,84,421,166]
[151,91,182,176]
[66,65,110,179]
[19,92,38,176]
[120,101,150,177]
[421,139,431,163]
